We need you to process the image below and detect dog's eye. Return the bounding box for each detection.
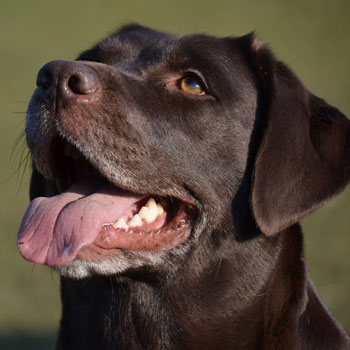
[179,76,206,95]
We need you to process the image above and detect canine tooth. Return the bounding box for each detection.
[157,203,164,215]
[113,218,128,230]
[139,206,151,221]
[145,198,158,222]
[145,198,157,209]
[129,214,142,227]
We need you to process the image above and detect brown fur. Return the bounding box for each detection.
[23,25,350,349]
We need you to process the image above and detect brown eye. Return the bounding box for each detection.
[179,76,205,95]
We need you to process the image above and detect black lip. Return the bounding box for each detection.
[49,140,197,240]
[49,136,103,193]
[45,135,199,222]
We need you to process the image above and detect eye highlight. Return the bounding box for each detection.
[179,76,206,95]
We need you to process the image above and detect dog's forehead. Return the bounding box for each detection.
[101,25,171,64]
[78,25,238,74]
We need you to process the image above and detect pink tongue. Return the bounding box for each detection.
[17,181,143,266]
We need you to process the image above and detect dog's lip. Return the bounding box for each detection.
[19,139,198,266]
[77,201,195,261]
[58,140,197,207]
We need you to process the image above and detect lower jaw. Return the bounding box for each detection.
[76,206,194,263]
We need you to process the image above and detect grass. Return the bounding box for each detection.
[0,0,349,347]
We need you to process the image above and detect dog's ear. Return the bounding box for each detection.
[245,35,350,236]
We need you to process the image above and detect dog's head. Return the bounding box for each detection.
[18,25,350,278]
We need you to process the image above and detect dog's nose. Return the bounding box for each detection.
[36,60,100,100]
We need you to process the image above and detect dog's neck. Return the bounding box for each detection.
[57,227,307,349]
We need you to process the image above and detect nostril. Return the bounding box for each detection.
[37,69,52,90]
[35,60,100,100]
[68,75,82,94]
[35,61,65,95]
[67,71,99,95]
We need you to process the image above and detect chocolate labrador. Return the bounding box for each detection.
[17,25,350,349]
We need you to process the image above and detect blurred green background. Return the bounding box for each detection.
[1,0,349,348]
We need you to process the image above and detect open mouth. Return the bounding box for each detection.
[17,137,195,266]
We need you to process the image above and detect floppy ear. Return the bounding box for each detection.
[248,37,350,236]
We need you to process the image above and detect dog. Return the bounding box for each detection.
[17,24,350,349]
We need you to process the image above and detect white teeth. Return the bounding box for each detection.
[138,200,164,223]
[157,203,164,215]
[112,197,166,230]
[145,198,160,222]
[146,197,157,210]
[128,214,142,227]
[113,218,128,230]
[138,206,151,221]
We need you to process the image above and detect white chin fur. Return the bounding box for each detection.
[52,227,196,279]
[54,259,129,279]
[52,249,178,279]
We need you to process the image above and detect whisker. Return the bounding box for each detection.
[1,131,31,199]
[15,149,31,198]
[10,131,26,164]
